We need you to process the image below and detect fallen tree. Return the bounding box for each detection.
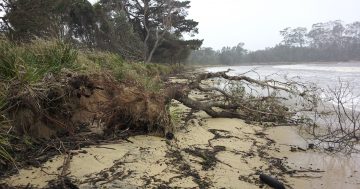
[169,69,318,124]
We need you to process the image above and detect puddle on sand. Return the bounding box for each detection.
[266,126,360,189]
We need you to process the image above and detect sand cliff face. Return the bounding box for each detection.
[3,75,360,189]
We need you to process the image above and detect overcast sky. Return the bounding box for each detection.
[187,0,360,50]
[90,0,360,50]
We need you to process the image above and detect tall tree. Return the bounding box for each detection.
[307,20,345,48]
[344,21,360,59]
[93,0,144,60]
[122,0,199,63]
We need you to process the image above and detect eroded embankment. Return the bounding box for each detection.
[7,73,171,139]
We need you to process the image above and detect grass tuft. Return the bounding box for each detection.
[0,38,78,83]
[77,51,180,93]
[0,82,14,165]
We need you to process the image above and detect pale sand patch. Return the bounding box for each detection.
[206,163,258,189]
[5,144,130,188]
[175,124,214,148]
[5,136,170,188]
[205,118,263,134]
[210,137,254,152]
[169,177,198,188]
[5,156,63,188]
[168,77,189,84]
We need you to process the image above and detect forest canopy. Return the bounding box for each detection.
[0,0,202,63]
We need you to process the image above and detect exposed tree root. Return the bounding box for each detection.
[5,73,172,139]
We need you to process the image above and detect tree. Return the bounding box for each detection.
[344,21,360,59]
[345,21,360,40]
[187,47,220,65]
[122,0,199,63]
[1,0,200,63]
[1,0,63,40]
[280,27,307,47]
[307,20,345,48]
[152,36,202,64]
[93,0,144,60]
[0,0,97,44]
[61,0,97,46]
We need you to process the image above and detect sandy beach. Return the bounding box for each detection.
[2,73,360,189]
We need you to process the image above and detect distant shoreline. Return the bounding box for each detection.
[191,61,360,67]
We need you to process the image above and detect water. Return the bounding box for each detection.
[206,62,360,111]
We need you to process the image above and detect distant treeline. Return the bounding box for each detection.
[188,20,360,65]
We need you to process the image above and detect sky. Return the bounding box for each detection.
[89,0,360,50]
[186,0,360,50]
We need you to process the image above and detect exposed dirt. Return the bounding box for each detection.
[6,73,171,139]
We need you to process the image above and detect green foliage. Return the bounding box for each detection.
[93,4,144,60]
[2,0,96,44]
[113,0,200,63]
[0,39,18,80]
[24,40,78,78]
[170,107,182,126]
[152,37,203,64]
[0,87,14,164]
[0,134,14,165]
[4,0,60,40]
[1,0,201,63]
[77,50,180,93]
[187,43,246,65]
[0,38,78,83]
